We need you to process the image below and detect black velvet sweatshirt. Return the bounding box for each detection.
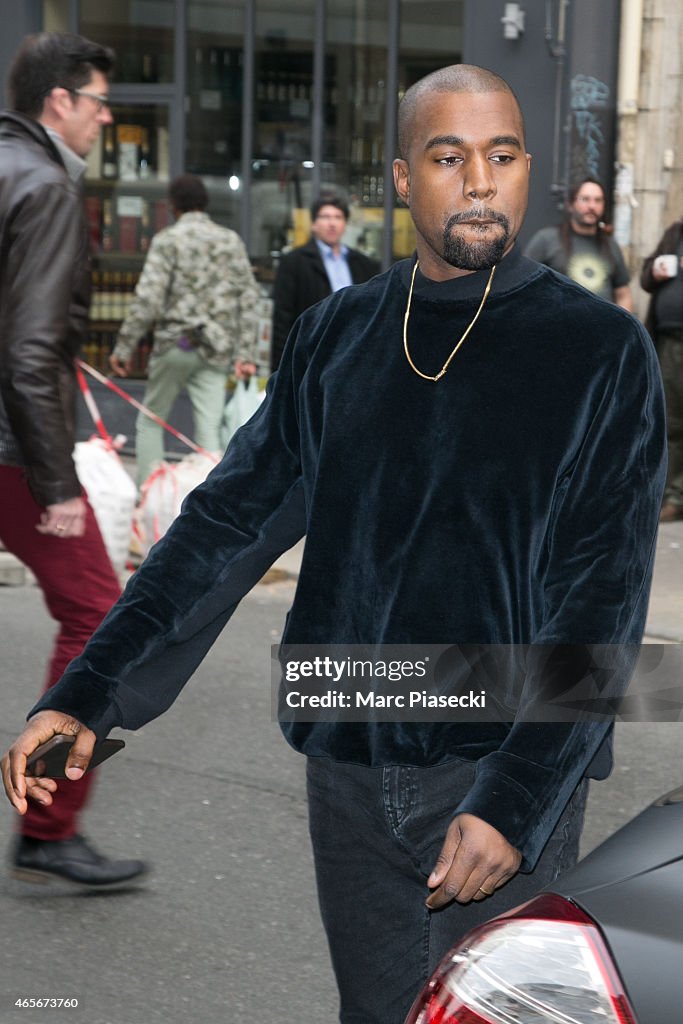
[33,246,666,870]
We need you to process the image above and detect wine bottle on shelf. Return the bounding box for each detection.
[98,271,110,320]
[141,53,156,84]
[90,270,101,321]
[207,48,219,89]
[124,272,137,316]
[101,125,117,179]
[139,129,151,179]
[221,49,234,100]
[111,271,123,320]
[140,201,152,254]
[101,199,114,252]
[266,70,277,102]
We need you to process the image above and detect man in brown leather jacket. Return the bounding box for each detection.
[0,32,146,887]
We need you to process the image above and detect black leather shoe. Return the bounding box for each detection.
[11,835,148,888]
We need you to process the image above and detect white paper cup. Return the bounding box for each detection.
[654,254,679,278]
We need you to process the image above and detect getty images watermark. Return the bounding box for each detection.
[271,644,683,723]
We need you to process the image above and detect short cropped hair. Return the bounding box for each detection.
[169,174,209,213]
[397,64,525,159]
[311,195,349,222]
[7,32,114,119]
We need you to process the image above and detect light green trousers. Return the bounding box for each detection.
[136,346,227,486]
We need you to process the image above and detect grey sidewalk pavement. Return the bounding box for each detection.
[0,579,337,1024]
[1,504,682,1023]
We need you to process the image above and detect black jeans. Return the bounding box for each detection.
[307,756,588,1024]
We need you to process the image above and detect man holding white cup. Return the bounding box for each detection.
[641,218,683,522]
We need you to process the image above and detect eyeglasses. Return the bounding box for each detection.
[66,88,111,112]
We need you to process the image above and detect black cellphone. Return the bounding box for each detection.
[25,734,125,779]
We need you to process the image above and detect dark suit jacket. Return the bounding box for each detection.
[271,238,379,370]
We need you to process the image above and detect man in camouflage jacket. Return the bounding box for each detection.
[110,173,259,485]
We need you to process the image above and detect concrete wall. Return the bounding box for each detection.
[622,0,683,317]
[464,2,565,246]
[465,0,621,247]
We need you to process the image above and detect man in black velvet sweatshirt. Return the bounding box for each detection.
[3,65,666,1024]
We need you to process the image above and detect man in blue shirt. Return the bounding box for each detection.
[271,195,379,370]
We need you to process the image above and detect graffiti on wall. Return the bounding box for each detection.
[570,75,610,182]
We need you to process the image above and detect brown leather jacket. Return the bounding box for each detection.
[0,112,91,506]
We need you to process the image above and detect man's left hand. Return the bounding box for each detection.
[37,496,87,538]
[425,813,522,908]
[234,359,257,381]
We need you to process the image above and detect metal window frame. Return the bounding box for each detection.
[309,0,400,270]
[240,0,255,244]
[70,0,185,178]
[311,0,325,199]
[66,0,403,263]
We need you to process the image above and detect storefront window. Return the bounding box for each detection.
[251,1,315,264]
[186,3,243,179]
[80,0,175,83]
[43,0,70,33]
[393,0,464,260]
[321,0,388,262]
[399,1,464,95]
[84,103,172,375]
[72,0,466,297]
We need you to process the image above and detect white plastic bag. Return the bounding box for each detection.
[221,377,264,448]
[134,452,218,558]
[73,437,137,575]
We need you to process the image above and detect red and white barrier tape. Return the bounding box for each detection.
[76,359,219,462]
[75,362,114,445]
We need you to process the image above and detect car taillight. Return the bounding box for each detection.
[406,893,637,1024]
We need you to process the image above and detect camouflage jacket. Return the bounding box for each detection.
[114,211,260,369]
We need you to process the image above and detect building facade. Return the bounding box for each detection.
[4,1,678,329]
[615,0,683,317]
[2,2,626,256]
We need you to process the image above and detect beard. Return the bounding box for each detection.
[441,209,511,270]
[572,211,600,230]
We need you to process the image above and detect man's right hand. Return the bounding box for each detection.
[1,711,96,815]
[109,353,132,377]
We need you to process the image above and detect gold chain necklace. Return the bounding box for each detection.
[403,260,497,382]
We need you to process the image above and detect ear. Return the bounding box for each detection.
[43,86,73,123]
[393,158,410,206]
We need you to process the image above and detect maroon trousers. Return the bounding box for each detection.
[0,466,121,840]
